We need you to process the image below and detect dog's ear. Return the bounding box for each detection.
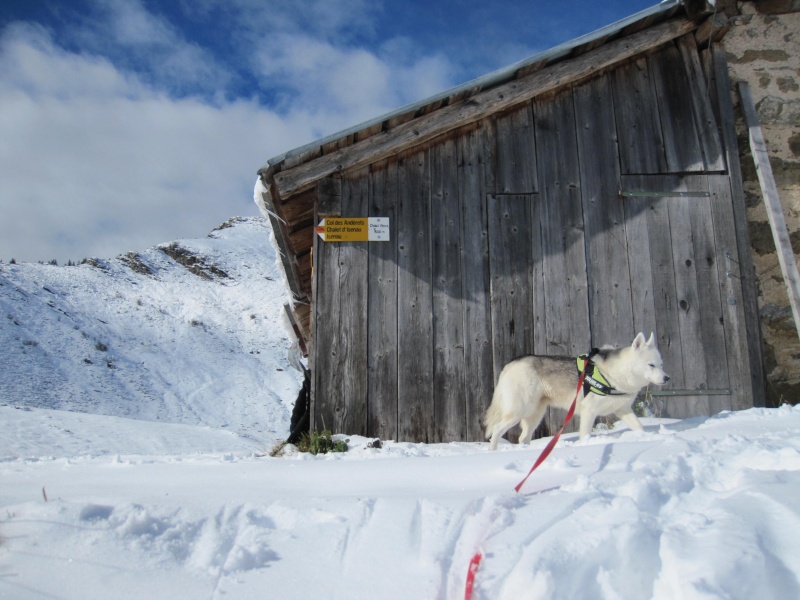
[632,332,646,350]
[646,332,655,347]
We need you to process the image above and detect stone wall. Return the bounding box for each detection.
[721,0,800,405]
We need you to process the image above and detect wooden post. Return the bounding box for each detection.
[739,81,800,342]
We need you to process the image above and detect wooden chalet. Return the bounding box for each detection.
[256,0,766,443]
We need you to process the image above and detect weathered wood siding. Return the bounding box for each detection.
[312,35,763,442]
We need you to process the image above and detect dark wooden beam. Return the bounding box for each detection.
[695,11,730,44]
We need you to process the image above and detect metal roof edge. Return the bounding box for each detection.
[261,0,682,171]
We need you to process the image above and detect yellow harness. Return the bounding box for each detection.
[576,353,617,396]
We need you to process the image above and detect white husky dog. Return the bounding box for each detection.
[484,332,669,450]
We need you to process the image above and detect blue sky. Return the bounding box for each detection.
[0,0,656,263]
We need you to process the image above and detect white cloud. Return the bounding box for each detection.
[253,31,456,126]
[96,0,177,46]
[0,0,463,263]
[68,0,233,96]
[393,54,455,103]
[0,24,314,262]
[255,33,393,112]
[0,23,144,100]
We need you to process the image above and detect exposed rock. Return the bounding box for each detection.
[119,252,155,277]
[160,243,230,280]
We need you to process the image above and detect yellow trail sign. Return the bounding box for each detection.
[315,217,390,242]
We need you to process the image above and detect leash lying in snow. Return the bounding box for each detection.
[514,352,592,493]
[464,553,482,600]
[465,353,594,598]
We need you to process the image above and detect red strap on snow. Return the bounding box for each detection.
[513,359,588,493]
[464,552,482,600]
[463,359,589,598]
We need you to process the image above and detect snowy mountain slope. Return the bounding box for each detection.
[0,217,301,444]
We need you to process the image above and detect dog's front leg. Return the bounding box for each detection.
[616,410,643,433]
[578,400,596,441]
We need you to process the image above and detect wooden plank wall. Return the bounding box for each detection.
[620,174,732,418]
[313,169,369,435]
[366,160,399,439]
[431,137,466,442]
[311,35,761,442]
[396,150,434,441]
[705,43,765,410]
[536,89,591,359]
[458,124,495,442]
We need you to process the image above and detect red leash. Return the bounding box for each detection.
[514,357,588,493]
[464,552,482,600]
[464,358,588,599]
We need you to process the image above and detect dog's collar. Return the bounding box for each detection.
[577,351,621,396]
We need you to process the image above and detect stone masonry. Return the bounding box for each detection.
[721,0,800,405]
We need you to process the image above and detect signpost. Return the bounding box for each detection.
[315,218,390,242]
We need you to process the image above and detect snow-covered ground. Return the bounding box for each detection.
[2,218,800,599]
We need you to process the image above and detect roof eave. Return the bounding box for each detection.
[259,0,683,173]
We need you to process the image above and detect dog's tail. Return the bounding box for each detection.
[482,388,503,440]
